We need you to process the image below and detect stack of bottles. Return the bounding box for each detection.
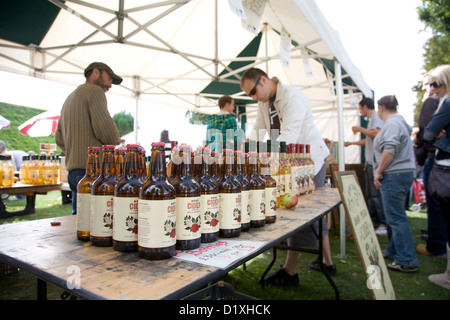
[76,140,315,261]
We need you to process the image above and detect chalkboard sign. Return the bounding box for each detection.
[333,171,395,300]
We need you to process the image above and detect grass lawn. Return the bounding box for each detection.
[0,190,449,300]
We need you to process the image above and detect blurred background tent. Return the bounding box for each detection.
[0,0,373,164]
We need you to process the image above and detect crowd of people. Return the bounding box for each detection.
[3,61,448,291]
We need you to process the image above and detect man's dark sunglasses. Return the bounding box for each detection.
[430,81,441,88]
[249,76,261,96]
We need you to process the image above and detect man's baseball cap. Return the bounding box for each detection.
[84,62,123,85]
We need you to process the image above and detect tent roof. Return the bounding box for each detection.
[0,0,372,109]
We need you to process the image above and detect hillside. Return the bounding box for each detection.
[0,102,61,155]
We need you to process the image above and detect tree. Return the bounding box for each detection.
[113,111,134,137]
[413,0,450,125]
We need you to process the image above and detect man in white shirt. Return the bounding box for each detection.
[240,68,335,286]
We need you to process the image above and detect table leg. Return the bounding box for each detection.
[0,195,36,218]
[37,278,47,300]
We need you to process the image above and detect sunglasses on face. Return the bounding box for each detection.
[249,76,261,96]
[430,81,441,88]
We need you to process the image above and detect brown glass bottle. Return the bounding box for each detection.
[139,142,177,260]
[248,150,266,228]
[219,149,242,237]
[76,146,100,240]
[261,142,277,224]
[234,146,250,231]
[199,148,220,243]
[174,145,201,250]
[115,148,125,182]
[90,145,117,247]
[113,144,141,252]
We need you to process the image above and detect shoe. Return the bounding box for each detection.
[375,224,388,236]
[308,258,337,276]
[259,265,299,286]
[416,244,431,256]
[387,262,418,273]
[416,244,447,259]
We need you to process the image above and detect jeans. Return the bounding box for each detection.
[379,171,419,267]
[68,169,86,215]
[423,155,447,255]
[365,163,386,227]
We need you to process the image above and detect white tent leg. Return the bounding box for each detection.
[335,60,346,258]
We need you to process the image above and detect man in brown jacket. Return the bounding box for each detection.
[55,62,122,215]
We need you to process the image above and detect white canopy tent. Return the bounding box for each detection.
[0,0,374,256]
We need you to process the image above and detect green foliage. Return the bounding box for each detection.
[0,102,61,154]
[113,111,134,137]
[413,1,450,125]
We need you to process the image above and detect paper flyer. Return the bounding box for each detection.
[173,240,265,269]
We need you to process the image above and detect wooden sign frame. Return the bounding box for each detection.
[333,170,395,300]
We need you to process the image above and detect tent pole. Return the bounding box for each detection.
[335,60,347,258]
[133,75,140,145]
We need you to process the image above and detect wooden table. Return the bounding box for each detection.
[0,188,341,300]
[0,183,64,218]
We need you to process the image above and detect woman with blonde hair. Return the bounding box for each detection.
[424,64,450,290]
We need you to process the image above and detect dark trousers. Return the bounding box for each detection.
[423,155,447,255]
[68,169,86,215]
[365,163,386,227]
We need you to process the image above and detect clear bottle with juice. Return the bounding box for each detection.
[247,143,266,228]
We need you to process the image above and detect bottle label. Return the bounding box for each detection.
[138,199,176,248]
[241,190,251,224]
[113,197,138,242]
[76,193,91,232]
[250,189,265,221]
[200,194,219,234]
[176,197,201,240]
[219,193,242,229]
[291,166,302,195]
[265,187,277,217]
[278,174,285,196]
[285,173,291,194]
[90,195,114,237]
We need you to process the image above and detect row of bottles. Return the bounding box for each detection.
[76,141,279,261]
[19,155,61,185]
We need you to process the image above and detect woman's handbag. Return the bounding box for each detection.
[428,163,450,202]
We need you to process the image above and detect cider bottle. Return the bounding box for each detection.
[297,144,307,195]
[36,155,46,185]
[261,143,277,224]
[113,144,141,252]
[235,145,250,231]
[278,142,290,205]
[306,144,315,192]
[174,145,201,250]
[199,148,220,243]
[139,142,176,260]
[76,147,100,240]
[247,149,265,228]
[288,144,300,196]
[267,140,280,210]
[115,148,125,182]
[90,145,116,247]
[219,149,242,237]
